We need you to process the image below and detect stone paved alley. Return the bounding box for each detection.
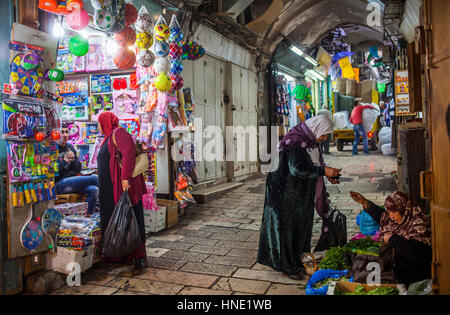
[50,147,397,295]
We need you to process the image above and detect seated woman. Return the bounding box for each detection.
[349,190,432,287]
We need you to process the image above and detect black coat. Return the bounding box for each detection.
[365,202,432,287]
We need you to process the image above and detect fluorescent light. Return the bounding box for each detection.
[306,69,325,81]
[53,18,64,38]
[277,71,296,82]
[290,45,304,56]
[290,45,319,66]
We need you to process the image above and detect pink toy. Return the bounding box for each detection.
[66,9,89,31]
[67,123,80,143]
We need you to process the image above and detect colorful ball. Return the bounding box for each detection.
[169,42,182,59]
[137,49,155,68]
[51,130,61,140]
[182,41,205,60]
[124,3,138,26]
[114,48,136,70]
[153,40,169,57]
[169,26,183,43]
[69,34,89,57]
[91,0,112,10]
[153,57,170,74]
[46,68,65,82]
[135,13,152,32]
[154,73,172,92]
[35,132,45,142]
[154,24,170,41]
[170,59,183,74]
[114,26,136,48]
[170,74,184,90]
[136,31,153,50]
[66,9,89,31]
[95,9,115,31]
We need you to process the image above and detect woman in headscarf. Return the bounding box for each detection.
[257,115,341,280]
[350,190,432,287]
[97,111,147,273]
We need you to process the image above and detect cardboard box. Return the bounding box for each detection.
[157,199,179,228]
[362,80,377,100]
[355,83,363,97]
[144,206,166,233]
[346,79,357,96]
[328,282,406,295]
[335,78,347,94]
[45,246,94,274]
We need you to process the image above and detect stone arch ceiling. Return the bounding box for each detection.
[256,0,384,64]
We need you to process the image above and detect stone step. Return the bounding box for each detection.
[192,182,243,204]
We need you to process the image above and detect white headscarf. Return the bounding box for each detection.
[304,115,333,166]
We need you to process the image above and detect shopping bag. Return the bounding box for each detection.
[314,208,347,252]
[102,191,141,258]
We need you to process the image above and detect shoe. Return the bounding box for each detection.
[287,273,304,281]
[364,152,371,155]
[132,258,148,275]
[352,153,358,156]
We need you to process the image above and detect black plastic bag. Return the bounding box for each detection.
[314,208,347,252]
[103,191,141,258]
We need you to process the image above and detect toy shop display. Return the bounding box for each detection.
[6,140,59,183]
[10,50,44,96]
[90,74,111,93]
[113,89,138,115]
[67,122,100,145]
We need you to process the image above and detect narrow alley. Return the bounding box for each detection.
[49,147,397,295]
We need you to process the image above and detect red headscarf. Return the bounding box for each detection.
[98,111,119,145]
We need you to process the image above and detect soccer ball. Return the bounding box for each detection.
[153,40,169,57]
[94,9,115,31]
[136,31,153,50]
[91,0,112,10]
[137,49,155,68]
[153,57,170,74]
[135,13,152,32]
[154,24,170,41]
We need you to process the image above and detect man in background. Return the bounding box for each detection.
[350,102,375,155]
[56,122,99,214]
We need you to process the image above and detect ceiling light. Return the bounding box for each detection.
[290,45,319,66]
[290,45,304,56]
[306,69,325,81]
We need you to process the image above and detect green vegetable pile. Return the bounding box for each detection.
[318,237,381,271]
[318,246,350,270]
[312,276,349,289]
[338,285,399,295]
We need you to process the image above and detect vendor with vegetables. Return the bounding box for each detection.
[257,115,341,280]
[349,190,432,287]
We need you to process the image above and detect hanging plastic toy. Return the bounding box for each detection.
[153,40,169,57]
[154,16,170,41]
[153,57,170,74]
[136,49,155,68]
[169,14,183,43]
[38,0,84,15]
[69,34,89,56]
[135,5,152,32]
[154,73,172,92]
[10,53,44,96]
[66,8,90,31]
[136,31,153,50]
[94,8,116,31]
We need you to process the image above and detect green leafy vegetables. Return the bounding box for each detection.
[312,276,349,289]
[338,285,399,295]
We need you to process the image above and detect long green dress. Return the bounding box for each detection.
[257,145,325,275]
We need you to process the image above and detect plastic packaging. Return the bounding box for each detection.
[378,126,392,148]
[306,269,351,295]
[381,143,395,155]
[362,103,380,133]
[333,111,349,129]
[102,192,141,257]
